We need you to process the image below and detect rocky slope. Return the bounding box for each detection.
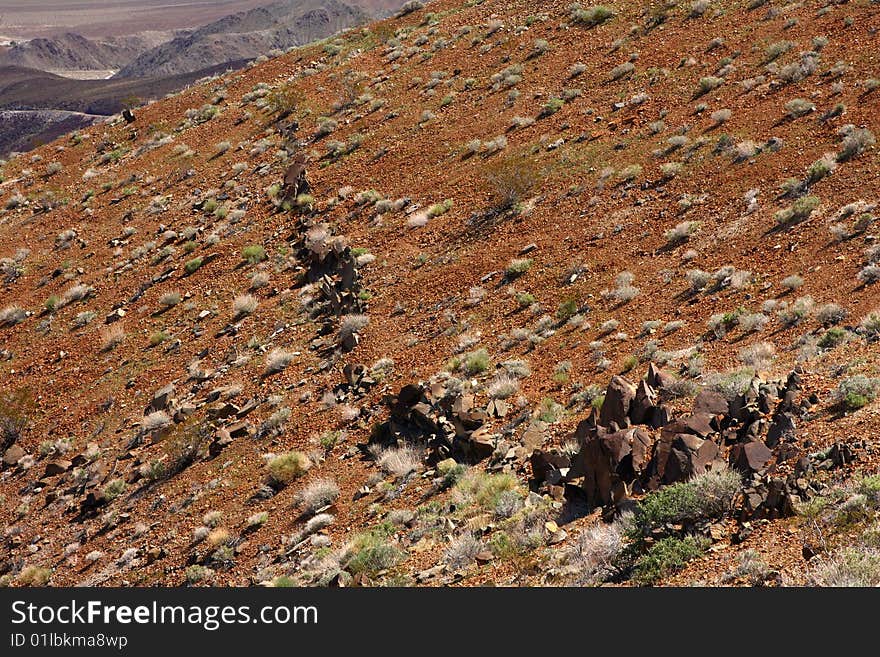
[0,0,879,588]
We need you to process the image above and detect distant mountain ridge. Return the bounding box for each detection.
[0,0,409,155]
[0,32,170,72]
[115,0,388,78]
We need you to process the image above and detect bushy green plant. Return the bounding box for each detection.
[267,451,311,485]
[633,535,709,585]
[343,526,404,575]
[835,375,879,410]
[628,469,741,541]
[242,245,266,264]
[453,470,518,511]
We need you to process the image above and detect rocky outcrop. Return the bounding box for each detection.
[531,365,831,521]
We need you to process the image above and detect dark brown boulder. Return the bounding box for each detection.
[693,389,728,416]
[145,383,175,415]
[766,412,796,447]
[530,449,571,484]
[644,404,670,429]
[282,152,309,200]
[681,413,716,438]
[646,363,676,391]
[42,459,71,478]
[462,427,495,463]
[657,433,719,484]
[629,380,657,425]
[2,444,25,467]
[397,384,424,407]
[599,375,636,428]
[730,440,772,474]
[630,428,655,475]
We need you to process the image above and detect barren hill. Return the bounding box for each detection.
[0,0,879,589]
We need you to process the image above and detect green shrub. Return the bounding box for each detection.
[242,245,266,264]
[267,451,311,485]
[185,565,212,584]
[556,299,579,321]
[427,199,453,217]
[538,397,563,423]
[541,97,565,116]
[696,76,724,96]
[628,469,740,541]
[437,459,467,488]
[570,4,614,27]
[454,470,518,511]
[463,348,490,374]
[184,257,203,274]
[775,195,819,225]
[835,375,879,410]
[506,258,532,278]
[515,291,536,307]
[818,327,847,349]
[102,478,126,501]
[633,536,709,585]
[344,527,404,575]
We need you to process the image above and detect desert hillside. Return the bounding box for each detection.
[0,0,879,588]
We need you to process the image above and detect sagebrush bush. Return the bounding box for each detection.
[558,519,626,585]
[487,373,520,399]
[486,156,540,211]
[837,126,875,162]
[264,348,294,375]
[664,221,700,244]
[835,375,879,410]
[296,478,340,513]
[628,469,741,540]
[0,305,27,327]
[232,294,258,317]
[781,274,804,291]
[858,310,880,341]
[785,98,815,118]
[809,547,880,587]
[100,325,125,352]
[158,291,182,307]
[738,342,775,369]
[444,533,484,570]
[338,314,369,343]
[17,566,52,587]
[371,444,422,478]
